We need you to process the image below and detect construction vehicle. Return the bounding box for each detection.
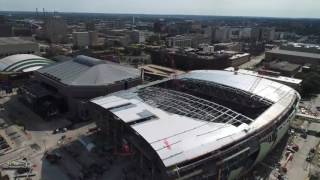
[45,152,62,164]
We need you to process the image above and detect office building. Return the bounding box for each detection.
[130,30,146,44]
[260,27,275,41]
[151,48,249,71]
[166,35,192,48]
[43,16,68,43]
[73,31,98,48]
[73,32,90,48]
[150,48,230,70]
[213,27,230,42]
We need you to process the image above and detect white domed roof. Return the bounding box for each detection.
[0,54,53,72]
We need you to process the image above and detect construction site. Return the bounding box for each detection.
[90,70,300,179]
[0,67,320,180]
[247,112,320,180]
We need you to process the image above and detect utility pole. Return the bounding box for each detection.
[42,139,47,152]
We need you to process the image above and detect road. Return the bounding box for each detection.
[239,53,265,69]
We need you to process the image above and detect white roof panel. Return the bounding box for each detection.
[224,68,302,84]
[180,70,294,103]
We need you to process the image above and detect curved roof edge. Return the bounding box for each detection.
[0,54,54,72]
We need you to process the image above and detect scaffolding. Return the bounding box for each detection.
[138,87,254,126]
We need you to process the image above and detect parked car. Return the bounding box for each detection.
[45,152,62,164]
[52,128,67,134]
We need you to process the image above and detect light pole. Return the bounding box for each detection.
[42,139,47,152]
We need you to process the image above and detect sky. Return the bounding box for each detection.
[1,0,320,18]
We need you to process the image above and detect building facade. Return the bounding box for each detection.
[166,35,192,48]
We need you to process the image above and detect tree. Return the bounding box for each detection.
[300,72,320,96]
[1,175,9,180]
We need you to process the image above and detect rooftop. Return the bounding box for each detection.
[267,49,320,59]
[37,55,140,86]
[268,61,301,72]
[140,64,185,78]
[225,67,302,84]
[229,53,250,60]
[285,42,320,50]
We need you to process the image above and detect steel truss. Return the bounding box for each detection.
[180,78,273,107]
[138,87,254,126]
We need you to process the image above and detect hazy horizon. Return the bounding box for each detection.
[1,0,320,19]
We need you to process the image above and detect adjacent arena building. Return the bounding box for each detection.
[91,70,300,180]
[0,54,54,85]
[0,54,53,73]
[19,55,141,120]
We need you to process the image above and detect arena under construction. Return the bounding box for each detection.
[91,70,300,180]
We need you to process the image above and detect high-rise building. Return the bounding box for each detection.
[129,30,154,44]
[260,27,275,41]
[73,32,90,48]
[0,15,12,37]
[0,15,5,24]
[240,27,252,40]
[0,25,12,37]
[130,30,146,44]
[153,19,166,33]
[166,35,192,48]
[88,31,98,46]
[187,34,210,48]
[73,31,98,48]
[85,22,96,31]
[43,16,68,43]
[213,27,230,42]
[203,26,213,42]
[228,28,241,40]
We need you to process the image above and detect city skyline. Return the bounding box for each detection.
[1,0,320,19]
